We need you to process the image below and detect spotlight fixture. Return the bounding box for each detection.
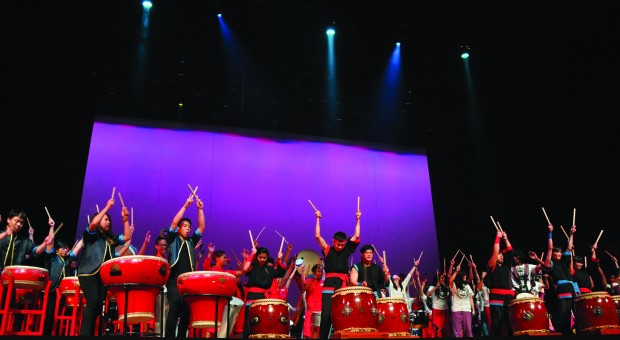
[460,45,471,59]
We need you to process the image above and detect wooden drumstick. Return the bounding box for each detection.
[357,196,360,211]
[470,254,474,263]
[371,244,383,263]
[274,230,290,245]
[308,199,318,212]
[87,215,90,224]
[131,207,134,225]
[111,187,116,200]
[452,249,461,260]
[458,254,466,267]
[53,222,64,237]
[44,206,52,220]
[383,251,387,266]
[187,184,199,199]
[249,230,255,248]
[542,207,551,226]
[117,192,126,208]
[417,251,424,263]
[572,208,576,226]
[96,204,100,213]
[490,216,499,231]
[230,249,241,264]
[497,221,504,233]
[559,225,569,240]
[255,226,266,241]
[594,230,604,246]
[279,237,285,254]
[26,217,32,229]
[604,249,614,258]
[443,257,446,274]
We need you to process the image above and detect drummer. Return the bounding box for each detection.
[42,237,84,335]
[0,210,54,273]
[77,197,132,336]
[165,195,205,338]
[314,207,361,339]
[349,244,390,298]
[301,263,324,339]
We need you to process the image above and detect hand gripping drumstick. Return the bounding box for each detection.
[308,199,318,212]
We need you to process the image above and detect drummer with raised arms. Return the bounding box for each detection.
[0,209,54,273]
[165,194,205,338]
[77,196,132,336]
[312,200,361,339]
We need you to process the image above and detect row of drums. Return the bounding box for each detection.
[3,259,620,337]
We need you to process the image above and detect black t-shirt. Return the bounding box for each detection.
[352,262,384,294]
[170,240,192,279]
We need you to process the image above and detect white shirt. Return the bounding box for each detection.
[428,285,449,310]
[450,284,474,312]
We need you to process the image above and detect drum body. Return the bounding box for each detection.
[376,297,410,335]
[177,271,238,329]
[1,265,49,304]
[59,276,83,307]
[613,296,620,321]
[508,296,550,335]
[214,296,244,338]
[573,291,620,332]
[331,287,379,333]
[100,255,170,323]
[248,298,290,337]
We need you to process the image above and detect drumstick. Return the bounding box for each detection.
[559,225,569,240]
[417,251,424,263]
[540,252,544,260]
[96,204,100,213]
[308,199,318,212]
[383,251,387,266]
[458,254,466,267]
[371,244,383,263]
[594,230,604,246]
[452,249,461,260]
[187,184,199,199]
[44,206,52,220]
[357,196,360,211]
[572,208,576,226]
[230,249,241,264]
[470,254,474,263]
[255,226,266,241]
[604,250,614,258]
[117,192,126,208]
[542,207,551,226]
[274,230,290,245]
[26,217,32,229]
[249,230,255,248]
[131,207,134,225]
[111,187,116,200]
[279,237,285,254]
[490,216,499,231]
[443,258,446,274]
[497,221,504,233]
[53,222,64,237]
[87,215,90,224]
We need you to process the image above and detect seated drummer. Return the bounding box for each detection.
[0,210,54,273]
[349,244,389,297]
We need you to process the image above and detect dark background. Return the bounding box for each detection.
[3,1,619,274]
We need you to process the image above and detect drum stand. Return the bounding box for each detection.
[101,283,166,337]
[181,293,232,339]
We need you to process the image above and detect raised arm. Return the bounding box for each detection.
[350,210,361,242]
[195,198,206,235]
[72,239,84,257]
[45,218,55,252]
[171,196,193,229]
[543,224,554,269]
[314,210,328,252]
[89,198,114,232]
[121,206,132,242]
[567,225,575,252]
[488,230,504,269]
[137,230,151,255]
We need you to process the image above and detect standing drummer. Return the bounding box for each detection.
[0,210,54,273]
[165,195,205,338]
[314,207,360,339]
[486,230,514,337]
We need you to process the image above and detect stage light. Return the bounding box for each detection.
[460,44,471,59]
[326,28,335,36]
[142,1,152,10]
[461,52,469,59]
[217,13,222,18]
[396,42,401,47]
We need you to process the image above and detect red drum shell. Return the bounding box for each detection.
[331,287,379,333]
[59,276,82,297]
[100,256,170,323]
[177,271,238,328]
[1,265,49,290]
[249,298,290,336]
[508,297,550,335]
[574,291,620,331]
[376,297,410,334]
[613,296,620,321]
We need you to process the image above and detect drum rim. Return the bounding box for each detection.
[250,298,288,307]
[574,291,611,301]
[508,297,544,306]
[2,265,49,274]
[332,286,374,297]
[376,297,407,304]
[102,255,169,265]
[177,270,237,280]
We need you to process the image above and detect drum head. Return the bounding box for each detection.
[516,293,535,299]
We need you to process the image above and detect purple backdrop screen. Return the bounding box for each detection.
[79,119,438,292]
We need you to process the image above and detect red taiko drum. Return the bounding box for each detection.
[331,287,379,334]
[248,298,290,337]
[59,276,83,307]
[1,265,50,304]
[177,271,238,329]
[573,291,620,332]
[508,295,550,335]
[100,255,170,323]
[376,297,410,335]
[613,295,620,321]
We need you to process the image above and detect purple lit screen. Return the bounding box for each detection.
[78,120,438,286]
